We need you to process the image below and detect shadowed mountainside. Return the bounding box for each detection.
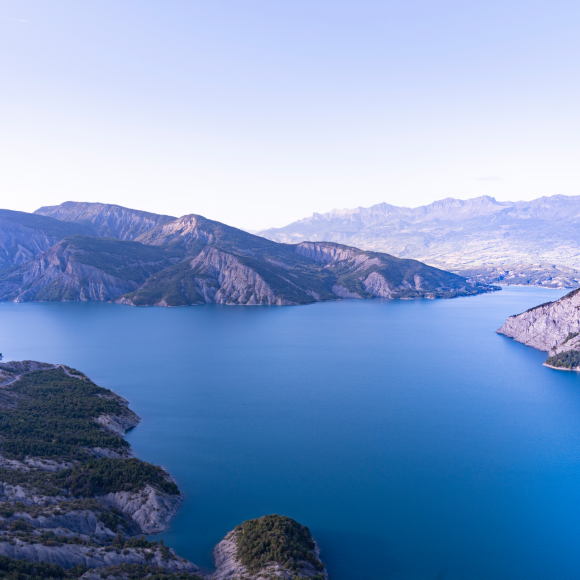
[0,204,495,306]
[0,210,95,270]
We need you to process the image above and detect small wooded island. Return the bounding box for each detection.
[0,361,328,580]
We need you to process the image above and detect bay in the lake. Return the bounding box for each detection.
[1,287,579,579]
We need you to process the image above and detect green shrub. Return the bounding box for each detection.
[93,563,203,580]
[0,554,76,579]
[54,458,179,496]
[545,350,580,369]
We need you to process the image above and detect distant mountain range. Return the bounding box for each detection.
[258,195,580,288]
[0,202,492,306]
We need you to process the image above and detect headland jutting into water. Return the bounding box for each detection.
[0,360,329,580]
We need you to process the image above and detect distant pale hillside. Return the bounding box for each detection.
[258,195,580,287]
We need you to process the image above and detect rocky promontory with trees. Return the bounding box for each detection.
[0,361,328,580]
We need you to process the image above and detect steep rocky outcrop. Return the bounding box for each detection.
[210,516,329,580]
[497,289,580,353]
[0,236,182,303]
[35,202,176,241]
[99,486,182,535]
[119,246,300,306]
[497,289,580,368]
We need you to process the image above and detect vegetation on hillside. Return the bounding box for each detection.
[0,556,204,580]
[84,563,203,580]
[0,554,85,580]
[235,514,326,578]
[62,236,184,283]
[55,458,179,496]
[0,368,130,460]
[545,350,580,369]
[0,368,177,497]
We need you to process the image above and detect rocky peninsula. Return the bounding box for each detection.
[0,361,329,580]
[497,288,580,369]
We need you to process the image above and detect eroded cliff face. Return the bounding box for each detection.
[295,241,489,300]
[0,237,177,303]
[497,289,580,354]
[0,210,94,270]
[99,486,182,535]
[136,215,215,248]
[295,242,357,263]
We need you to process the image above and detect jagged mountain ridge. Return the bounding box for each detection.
[35,201,176,241]
[258,195,580,274]
[0,203,494,306]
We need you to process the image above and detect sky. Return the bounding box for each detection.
[1,1,579,230]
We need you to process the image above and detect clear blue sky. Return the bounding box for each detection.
[1,1,579,229]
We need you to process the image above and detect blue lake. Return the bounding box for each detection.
[1,287,580,579]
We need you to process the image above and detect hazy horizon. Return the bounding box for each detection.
[2,0,579,230]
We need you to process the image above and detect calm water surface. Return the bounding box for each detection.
[1,287,579,580]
